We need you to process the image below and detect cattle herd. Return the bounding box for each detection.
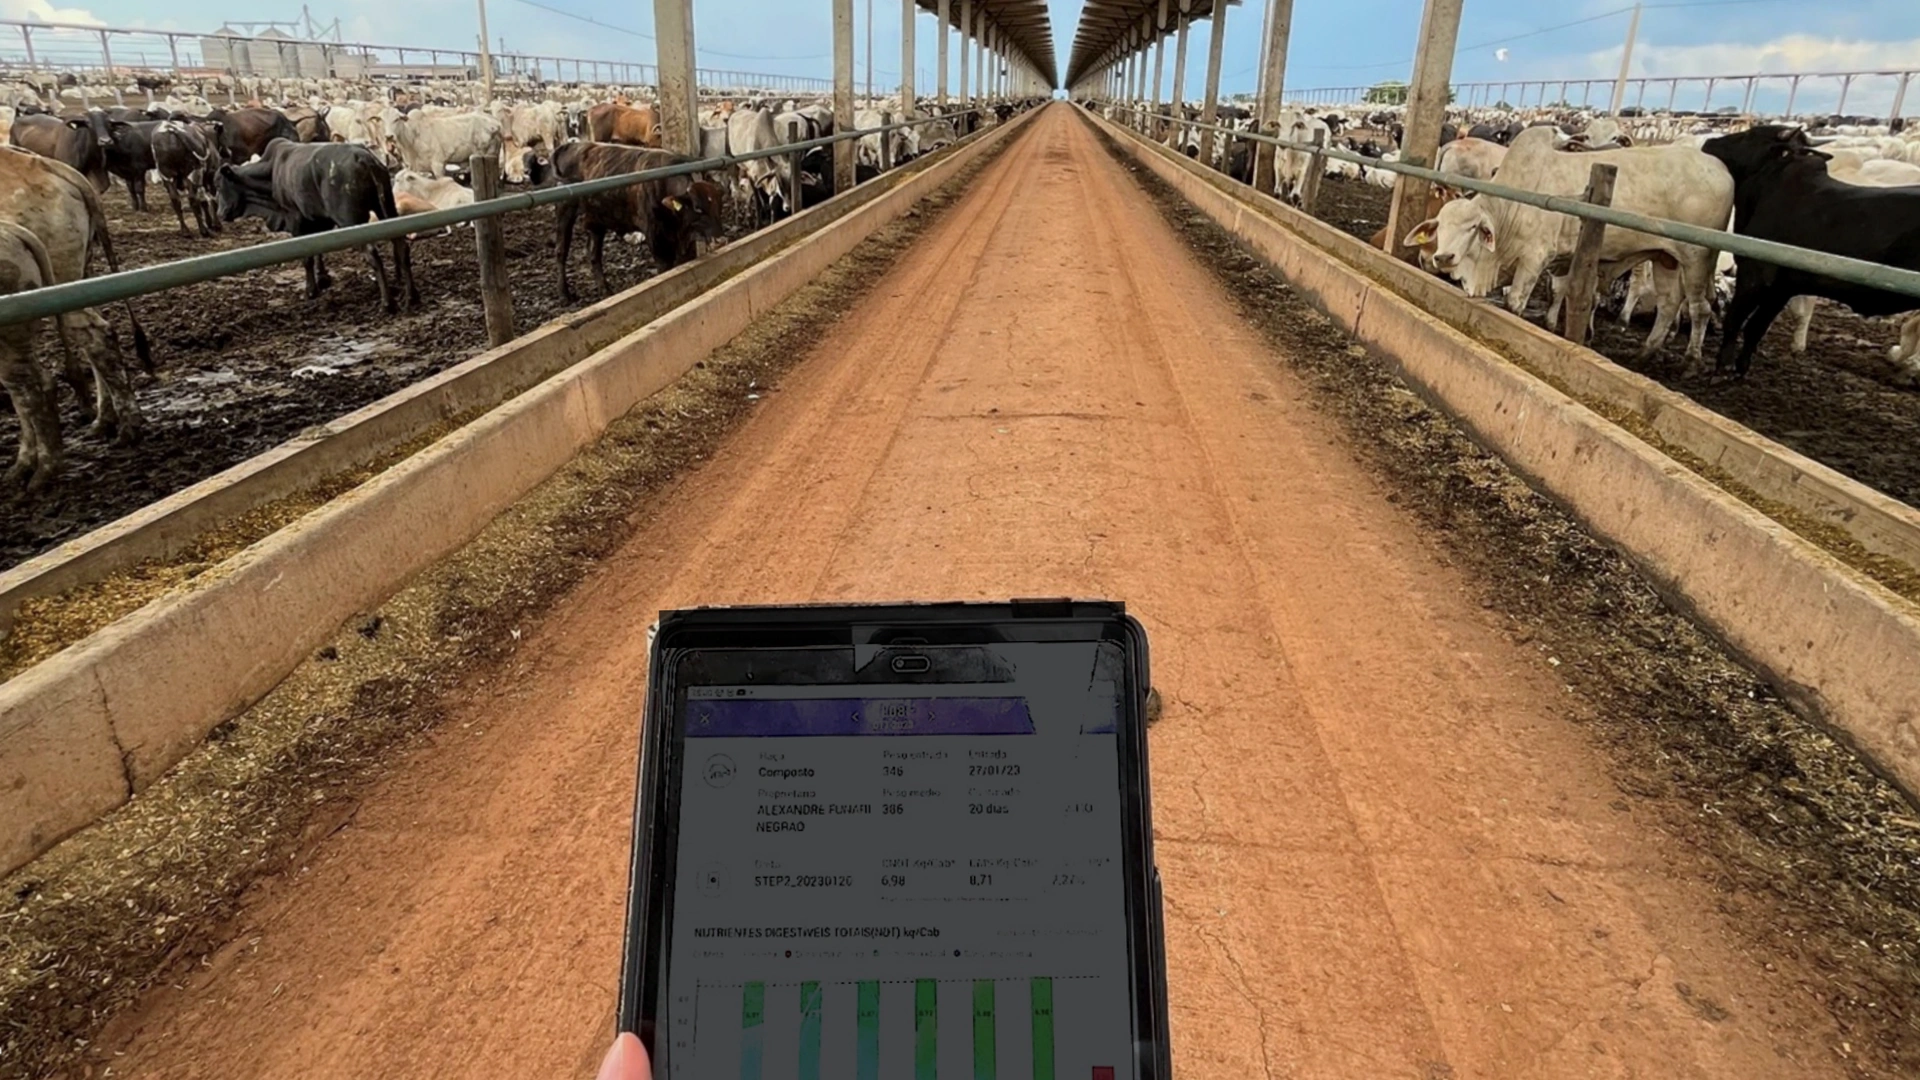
[0,78,1040,494]
[1120,98,1920,383]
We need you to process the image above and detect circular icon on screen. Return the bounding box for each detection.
[704,754,737,788]
[698,863,727,897]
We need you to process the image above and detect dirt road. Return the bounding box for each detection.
[103,105,1850,1078]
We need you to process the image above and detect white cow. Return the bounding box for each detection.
[916,118,957,152]
[1435,136,1506,182]
[1892,314,1920,367]
[497,101,566,156]
[1584,117,1623,146]
[391,169,476,211]
[726,107,791,225]
[1404,126,1734,360]
[1831,156,1920,187]
[853,107,889,169]
[1273,110,1329,206]
[383,109,503,175]
[384,168,476,238]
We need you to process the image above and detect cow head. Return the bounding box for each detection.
[1700,124,1821,181]
[653,186,723,266]
[1404,197,1498,295]
[80,107,112,146]
[752,172,790,220]
[214,165,247,222]
[213,163,280,226]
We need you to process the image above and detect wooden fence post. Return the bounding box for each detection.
[470,153,515,346]
[1561,162,1618,346]
[1298,127,1327,215]
[789,146,806,214]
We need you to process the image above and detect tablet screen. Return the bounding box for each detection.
[662,642,1136,1079]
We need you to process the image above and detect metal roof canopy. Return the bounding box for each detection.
[916,0,1057,89]
[1067,0,1233,90]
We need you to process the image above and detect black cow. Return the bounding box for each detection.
[206,107,299,163]
[152,121,223,236]
[104,119,162,211]
[550,142,725,301]
[105,105,166,123]
[1223,138,1255,186]
[1342,136,1385,160]
[1391,121,1460,149]
[11,111,112,193]
[795,145,879,206]
[1701,124,1920,375]
[216,138,419,312]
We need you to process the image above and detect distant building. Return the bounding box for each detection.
[250,28,294,78]
[196,26,337,78]
[199,26,251,75]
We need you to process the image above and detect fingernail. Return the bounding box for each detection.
[596,1031,647,1080]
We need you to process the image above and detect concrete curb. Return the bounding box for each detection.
[0,107,1040,877]
[1091,109,1920,800]
[0,121,999,635]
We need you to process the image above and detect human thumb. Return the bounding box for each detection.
[596,1031,651,1080]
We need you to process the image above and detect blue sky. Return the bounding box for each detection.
[3,0,1916,111]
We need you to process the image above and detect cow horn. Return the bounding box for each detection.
[1804,135,1839,145]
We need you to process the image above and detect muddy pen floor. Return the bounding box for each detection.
[0,181,749,570]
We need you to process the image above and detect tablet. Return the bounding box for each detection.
[619,600,1170,1080]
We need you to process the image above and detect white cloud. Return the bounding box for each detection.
[1508,34,1920,115]
[1495,48,1510,63]
[1617,34,1920,79]
[0,0,106,26]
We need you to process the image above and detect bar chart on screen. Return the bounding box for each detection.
[684,975,1125,1080]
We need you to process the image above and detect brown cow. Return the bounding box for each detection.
[283,105,332,143]
[11,111,112,193]
[551,142,722,300]
[208,107,299,162]
[587,102,661,147]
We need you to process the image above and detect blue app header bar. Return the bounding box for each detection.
[684,697,1035,737]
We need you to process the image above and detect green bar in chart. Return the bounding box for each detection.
[973,980,997,1080]
[1030,978,1055,1080]
[856,981,881,1080]
[798,981,822,1080]
[914,979,939,1080]
[740,982,765,1080]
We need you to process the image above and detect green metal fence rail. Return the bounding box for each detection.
[0,109,988,327]
[1107,103,1920,301]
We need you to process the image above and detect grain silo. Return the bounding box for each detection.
[251,28,293,78]
[292,38,329,77]
[199,26,251,74]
